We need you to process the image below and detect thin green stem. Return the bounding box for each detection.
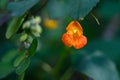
[90,13,100,25]
[18,73,25,80]
[52,47,70,80]
[60,67,73,80]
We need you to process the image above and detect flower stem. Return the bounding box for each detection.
[52,47,70,80]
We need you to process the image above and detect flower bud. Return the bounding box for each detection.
[30,26,37,32]
[30,24,42,37]
[36,24,42,33]
[35,16,41,23]
[26,36,33,43]
[22,21,30,29]
[30,18,36,25]
[20,33,28,42]
[32,32,40,37]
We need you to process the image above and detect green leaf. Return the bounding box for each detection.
[47,0,100,19]
[72,51,120,80]
[14,54,26,67]
[47,0,68,19]
[2,50,17,63]
[28,38,38,56]
[0,0,9,9]
[68,0,100,19]
[5,16,23,39]
[7,0,39,16]
[85,40,120,63]
[0,62,14,79]
[16,58,30,75]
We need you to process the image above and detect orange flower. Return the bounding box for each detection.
[62,21,87,49]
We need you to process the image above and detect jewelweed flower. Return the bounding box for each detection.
[62,21,87,49]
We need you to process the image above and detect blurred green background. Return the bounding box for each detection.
[0,0,120,80]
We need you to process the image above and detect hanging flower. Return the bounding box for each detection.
[62,21,87,49]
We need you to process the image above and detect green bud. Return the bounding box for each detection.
[22,21,30,29]
[36,24,42,33]
[26,36,33,43]
[30,26,37,32]
[35,16,41,23]
[30,24,42,37]
[30,25,42,33]
[32,32,40,37]
[20,33,28,42]
[30,18,36,25]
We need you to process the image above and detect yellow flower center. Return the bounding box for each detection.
[73,28,79,40]
[73,28,77,33]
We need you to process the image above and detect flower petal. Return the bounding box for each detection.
[62,33,73,47]
[66,21,83,35]
[73,35,87,49]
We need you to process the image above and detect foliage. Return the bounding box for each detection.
[6,16,23,39]
[72,51,120,80]
[7,0,39,16]
[0,0,120,80]
[47,0,100,19]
